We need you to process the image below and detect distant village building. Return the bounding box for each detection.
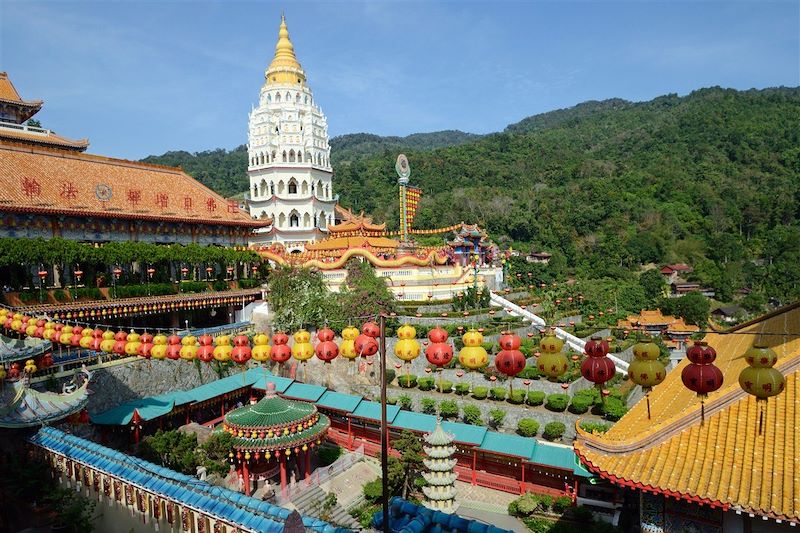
[711,305,744,324]
[617,309,699,342]
[526,252,552,264]
[659,263,693,284]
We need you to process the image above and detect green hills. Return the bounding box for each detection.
[142,86,800,301]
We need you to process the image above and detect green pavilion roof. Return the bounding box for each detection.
[224,384,315,429]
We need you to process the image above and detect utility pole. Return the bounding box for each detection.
[379,313,390,533]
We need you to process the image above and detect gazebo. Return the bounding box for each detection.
[223,382,330,497]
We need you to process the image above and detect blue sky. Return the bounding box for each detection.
[1,1,798,160]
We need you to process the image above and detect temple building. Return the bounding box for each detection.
[422,420,458,513]
[576,303,800,532]
[0,72,267,246]
[247,16,336,251]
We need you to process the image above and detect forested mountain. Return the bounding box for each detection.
[330,130,481,163]
[142,86,800,300]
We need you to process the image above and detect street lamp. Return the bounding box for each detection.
[147,265,155,296]
[205,265,213,281]
[112,266,122,299]
[180,265,189,292]
[73,265,83,301]
[37,266,48,303]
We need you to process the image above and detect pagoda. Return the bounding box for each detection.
[422,420,458,513]
[223,382,330,497]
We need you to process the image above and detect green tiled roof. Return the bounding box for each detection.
[225,392,315,428]
[392,411,437,433]
[351,400,399,423]
[316,391,363,413]
[91,392,186,425]
[232,413,330,451]
[530,442,593,476]
[251,374,294,393]
[441,422,487,445]
[479,432,536,459]
[283,382,327,402]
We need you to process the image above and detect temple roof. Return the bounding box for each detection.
[0,373,89,428]
[264,15,306,86]
[575,302,800,524]
[0,123,89,151]
[225,384,316,428]
[327,212,386,234]
[0,141,268,227]
[305,235,399,251]
[424,420,455,446]
[0,333,50,363]
[0,72,43,122]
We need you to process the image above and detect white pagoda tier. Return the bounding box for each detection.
[422,420,458,513]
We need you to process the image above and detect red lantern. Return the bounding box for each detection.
[271,332,291,363]
[681,341,723,422]
[166,335,181,360]
[425,343,454,367]
[495,348,526,378]
[427,327,448,344]
[315,340,339,363]
[581,335,616,389]
[231,335,251,365]
[90,329,103,352]
[317,327,335,342]
[113,331,128,355]
[361,322,380,338]
[197,334,214,363]
[138,338,153,359]
[355,334,378,357]
[498,332,521,350]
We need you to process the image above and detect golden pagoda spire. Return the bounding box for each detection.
[265,14,306,86]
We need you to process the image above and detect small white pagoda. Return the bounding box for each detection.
[422,420,458,513]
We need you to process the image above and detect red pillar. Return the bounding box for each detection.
[305,450,311,483]
[520,463,525,495]
[472,449,477,485]
[347,417,352,450]
[243,460,250,496]
[279,453,287,497]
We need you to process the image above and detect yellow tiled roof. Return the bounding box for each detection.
[0,72,42,108]
[575,302,800,524]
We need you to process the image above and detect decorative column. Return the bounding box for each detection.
[279,451,288,497]
[422,420,458,513]
[242,456,251,497]
[304,448,311,482]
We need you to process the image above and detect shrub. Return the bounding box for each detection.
[568,396,592,414]
[18,291,37,304]
[517,366,540,380]
[436,379,453,393]
[543,422,566,441]
[397,375,417,388]
[385,368,396,384]
[363,479,382,503]
[238,278,261,289]
[488,408,506,428]
[573,387,600,405]
[517,419,540,437]
[526,390,546,406]
[489,387,507,400]
[75,287,102,300]
[508,390,526,404]
[398,395,413,411]
[318,444,342,466]
[602,397,628,421]
[462,405,483,425]
[545,394,569,412]
[579,421,611,434]
[53,289,69,302]
[386,397,398,405]
[180,281,209,294]
[439,400,458,419]
[421,398,437,414]
[553,496,573,512]
[454,383,470,395]
[417,377,435,391]
[472,386,488,400]
[212,280,229,291]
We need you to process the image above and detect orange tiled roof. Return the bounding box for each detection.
[634,309,674,325]
[0,72,42,109]
[328,214,386,234]
[0,141,267,227]
[575,302,800,524]
[0,125,88,151]
[305,235,399,251]
[666,317,699,333]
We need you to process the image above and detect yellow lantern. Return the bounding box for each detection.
[394,336,420,363]
[291,329,314,362]
[180,342,198,362]
[79,328,93,349]
[181,335,196,346]
[397,324,416,340]
[739,343,785,400]
[536,351,569,381]
[25,323,37,336]
[458,329,488,370]
[150,334,168,360]
[342,326,359,341]
[24,359,37,374]
[539,333,564,354]
[340,326,359,361]
[213,335,232,362]
[0,366,6,380]
[251,333,272,363]
[629,338,665,391]
[100,331,116,354]
[60,325,74,345]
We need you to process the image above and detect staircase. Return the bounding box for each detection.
[292,484,361,530]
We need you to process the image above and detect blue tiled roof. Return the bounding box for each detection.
[479,431,536,459]
[392,411,437,433]
[351,400,400,423]
[374,497,514,533]
[30,427,349,533]
[316,391,363,413]
[441,422,487,445]
[283,382,327,402]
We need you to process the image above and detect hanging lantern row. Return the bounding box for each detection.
[0,294,259,322]
[228,439,323,463]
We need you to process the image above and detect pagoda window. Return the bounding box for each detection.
[276,93,281,102]
[316,180,323,197]
[282,151,287,162]
[279,213,287,226]
[306,151,312,163]
[277,180,285,195]
[285,92,291,101]
[325,184,330,198]
[295,93,300,102]
[252,184,257,198]
[289,150,296,163]
[270,182,275,195]
[259,179,267,196]
[288,179,298,194]
[319,214,327,228]
[267,93,272,102]
[301,181,309,195]
[271,150,276,161]
[297,151,302,162]
[289,212,299,227]
[303,213,311,227]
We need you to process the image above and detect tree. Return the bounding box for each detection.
[639,269,666,302]
[137,429,199,474]
[336,259,396,320]
[267,266,338,331]
[384,430,425,499]
[674,291,711,326]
